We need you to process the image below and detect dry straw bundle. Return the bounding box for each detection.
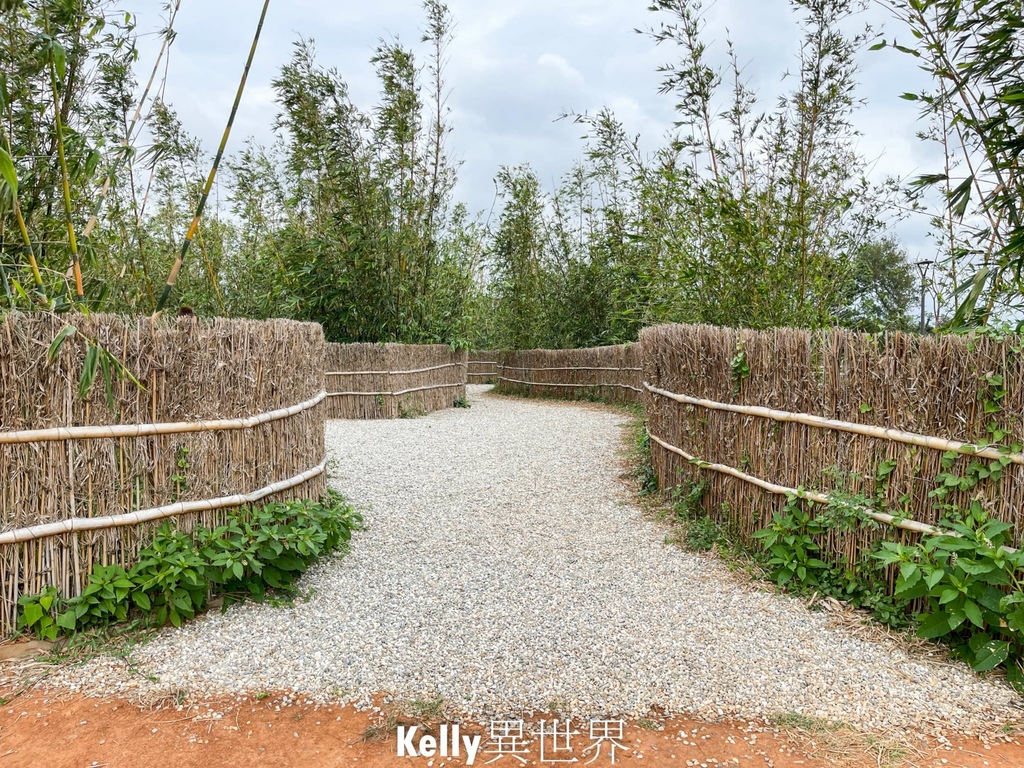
[468,350,500,384]
[495,345,643,405]
[324,343,467,419]
[0,312,326,633]
[640,324,1024,563]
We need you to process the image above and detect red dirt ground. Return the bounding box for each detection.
[0,688,1021,768]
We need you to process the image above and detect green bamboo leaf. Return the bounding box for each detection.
[78,344,100,400]
[50,41,67,83]
[47,325,78,363]
[0,146,17,196]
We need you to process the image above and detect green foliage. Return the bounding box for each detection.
[630,421,659,497]
[17,586,73,641]
[16,491,362,637]
[684,516,724,553]
[729,341,749,395]
[874,502,1024,684]
[753,492,909,627]
[130,523,209,628]
[878,1,1024,327]
[72,564,134,629]
[836,239,918,332]
[669,477,708,522]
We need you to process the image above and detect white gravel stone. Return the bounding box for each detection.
[54,385,1023,734]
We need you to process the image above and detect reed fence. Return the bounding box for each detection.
[494,345,643,405]
[640,324,1024,564]
[324,343,467,419]
[468,350,500,384]
[0,313,326,633]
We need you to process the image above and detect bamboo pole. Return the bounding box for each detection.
[643,381,1024,466]
[45,29,83,300]
[0,391,326,445]
[154,0,271,311]
[648,433,950,538]
[0,459,327,544]
[326,382,463,398]
[500,365,643,373]
[325,362,463,376]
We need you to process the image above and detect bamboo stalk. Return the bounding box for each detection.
[643,381,1024,466]
[45,32,83,300]
[0,391,326,445]
[154,0,271,311]
[0,459,327,544]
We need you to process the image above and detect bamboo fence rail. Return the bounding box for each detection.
[494,345,643,405]
[468,350,500,384]
[640,324,1024,565]
[0,313,326,633]
[324,343,467,419]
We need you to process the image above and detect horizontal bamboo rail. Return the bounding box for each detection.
[326,362,464,377]
[648,433,946,537]
[0,458,328,544]
[326,382,465,398]
[0,391,327,445]
[643,382,1024,466]
[499,376,643,393]
[501,365,642,373]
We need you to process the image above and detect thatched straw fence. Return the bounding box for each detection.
[494,345,643,405]
[640,324,1024,562]
[468,350,500,384]
[0,312,326,634]
[324,343,467,419]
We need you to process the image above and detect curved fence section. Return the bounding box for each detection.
[324,343,467,419]
[494,345,642,405]
[0,313,326,632]
[640,323,1024,559]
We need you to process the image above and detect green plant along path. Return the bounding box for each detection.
[17,491,361,640]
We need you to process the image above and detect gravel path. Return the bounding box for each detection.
[58,385,1022,734]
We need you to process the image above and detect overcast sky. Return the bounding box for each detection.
[135,0,938,257]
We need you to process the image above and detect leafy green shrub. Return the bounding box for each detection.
[875,501,1024,685]
[17,587,73,641]
[753,494,909,627]
[15,491,361,638]
[72,564,135,629]
[631,424,659,497]
[669,478,708,522]
[130,525,210,628]
[684,517,722,552]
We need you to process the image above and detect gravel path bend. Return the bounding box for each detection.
[60,385,1022,733]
